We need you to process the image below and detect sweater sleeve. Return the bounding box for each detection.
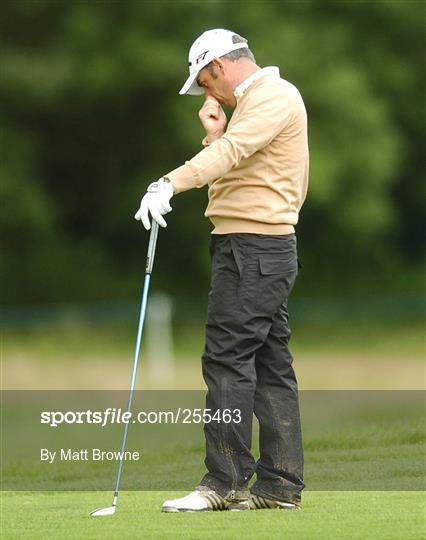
[166,83,295,193]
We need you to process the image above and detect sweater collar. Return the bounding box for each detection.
[233,66,280,101]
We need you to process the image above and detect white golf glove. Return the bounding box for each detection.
[134,177,174,230]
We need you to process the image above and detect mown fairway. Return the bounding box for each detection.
[2,390,425,539]
[2,491,425,540]
[2,320,424,538]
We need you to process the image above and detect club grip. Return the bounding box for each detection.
[145,220,159,274]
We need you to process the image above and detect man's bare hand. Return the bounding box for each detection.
[198,96,227,143]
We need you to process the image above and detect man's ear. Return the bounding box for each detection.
[212,57,226,74]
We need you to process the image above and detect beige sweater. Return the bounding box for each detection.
[166,67,309,234]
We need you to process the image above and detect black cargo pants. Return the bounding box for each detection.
[198,233,304,504]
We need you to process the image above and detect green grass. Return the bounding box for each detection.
[4,420,424,492]
[3,317,424,364]
[1,491,425,540]
[1,396,424,538]
[2,318,425,537]
[3,391,425,492]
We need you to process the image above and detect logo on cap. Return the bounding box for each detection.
[189,50,209,67]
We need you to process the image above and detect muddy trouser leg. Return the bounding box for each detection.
[198,233,303,503]
[250,299,305,504]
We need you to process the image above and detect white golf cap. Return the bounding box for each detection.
[179,28,249,96]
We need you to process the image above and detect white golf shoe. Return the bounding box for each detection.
[162,490,299,512]
[162,489,231,512]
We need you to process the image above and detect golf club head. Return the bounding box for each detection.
[90,505,116,517]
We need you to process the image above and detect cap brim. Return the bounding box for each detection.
[179,71,204,96]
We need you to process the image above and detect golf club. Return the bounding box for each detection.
[90,220,159,517]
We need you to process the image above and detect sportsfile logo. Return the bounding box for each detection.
[40,407,242,427]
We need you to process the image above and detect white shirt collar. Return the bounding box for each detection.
[233,66,280,100]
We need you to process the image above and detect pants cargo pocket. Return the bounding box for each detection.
[256,255,298,315]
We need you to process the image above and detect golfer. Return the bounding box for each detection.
[135,28,309,511]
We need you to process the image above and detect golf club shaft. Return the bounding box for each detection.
[112,220,159,505]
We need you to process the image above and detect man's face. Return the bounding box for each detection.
[196,61,237,108]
